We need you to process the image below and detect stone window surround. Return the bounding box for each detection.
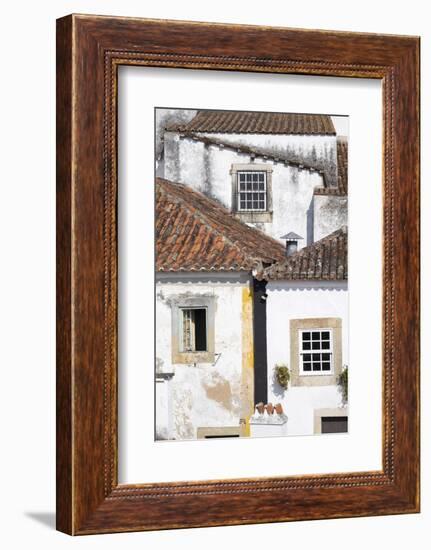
[230,163,273,223]
[290,317,342,387]
[170,295,215,364]
[196,426,244,439]
[313,407,349,434]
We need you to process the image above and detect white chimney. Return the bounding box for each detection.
[280,232,303,256]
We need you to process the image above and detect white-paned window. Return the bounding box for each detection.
[237,171,267,211]
[299,329,333,374]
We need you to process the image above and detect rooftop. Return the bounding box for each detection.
[260,226,348,281]
[167,110,336,136]
[314,138,348,196]
[156,178,286,272]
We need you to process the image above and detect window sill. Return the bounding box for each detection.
[234,211,273,223]
[172,351,215,365]
[300,371,334,376]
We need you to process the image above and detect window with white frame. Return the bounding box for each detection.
[237,171,267,211]
[180,307,207,352]
[299,329,333,374]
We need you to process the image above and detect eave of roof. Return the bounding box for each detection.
[167,110,336,136]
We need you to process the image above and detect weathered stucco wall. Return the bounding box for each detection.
[266,280,348,435]
[155,109,197,175]
[194,132,337,187]
[164,133,325,247]
[155,273,253,440]
[314,194,348,241]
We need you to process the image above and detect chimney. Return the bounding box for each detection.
[280,232,303,257]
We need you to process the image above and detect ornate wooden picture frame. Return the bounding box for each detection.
[56,14,420,535]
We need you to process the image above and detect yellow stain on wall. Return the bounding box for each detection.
[241,284,254,437]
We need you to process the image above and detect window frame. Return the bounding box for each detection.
[289,317,342,387]
[313,407,349,434]
[179,306,208,353]
[299,327,334,376]
[170,296,215,364]
[236,170,268,212]
[230,163,273,223]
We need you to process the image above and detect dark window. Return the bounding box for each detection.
[205,434,239,439]
[181,308,207,352]
[321,416,348,433]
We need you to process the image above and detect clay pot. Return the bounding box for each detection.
[275,403,284,415]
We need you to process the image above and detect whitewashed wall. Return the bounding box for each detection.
[155,273,251,440]
[266,280,348,435]
[314,193,348,241]
[164,133,325,247]
[194,132,337,186]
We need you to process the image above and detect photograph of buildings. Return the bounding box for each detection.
[154,108,348,441]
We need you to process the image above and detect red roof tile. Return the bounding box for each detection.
[156,178,286,272]
[167,110,336,136]
[261,227,348,281]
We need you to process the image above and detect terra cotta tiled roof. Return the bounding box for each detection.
[261,226,348,281]
[167,110,336,136]
[314,138,348,196]
[156,178,286,272]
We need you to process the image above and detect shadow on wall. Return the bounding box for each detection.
[306,197,314,246]
[271,367,287,400]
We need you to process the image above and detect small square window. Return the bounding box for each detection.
[300,328,333,375]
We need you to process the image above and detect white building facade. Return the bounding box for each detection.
[155,110,349,441]
[156,273,253,441]
[266,280,348,435]
[158,109,347,248]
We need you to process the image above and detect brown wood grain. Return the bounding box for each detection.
[56,14,420,535]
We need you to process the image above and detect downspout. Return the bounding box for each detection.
[252,277,268,405]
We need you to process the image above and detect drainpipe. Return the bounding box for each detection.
[252,277,268,405]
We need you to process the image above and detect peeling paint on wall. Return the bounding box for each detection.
[240,286,254,435]
[202,372,234,411]
[173,386,195,440]
[314,195,348,241]
[155,277,250,440]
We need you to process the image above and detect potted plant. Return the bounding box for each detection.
[337,365,348,404]
[274,364,290,390]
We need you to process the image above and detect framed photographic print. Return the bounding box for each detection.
[56,15,420,535]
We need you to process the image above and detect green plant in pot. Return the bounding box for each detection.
[337,365,348,404]
[274,364,290,390]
